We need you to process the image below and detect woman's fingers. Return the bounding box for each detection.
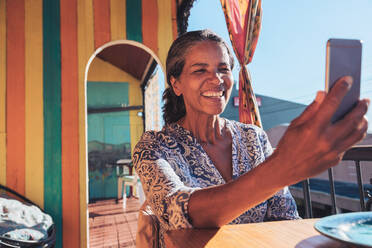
[328,99,369,145]
[333,98,369,130]
[315,76,353,127]
[290,91,325,127]
[315,90,326,103]
[333,116,368,153]
[291,76,351,130]
[273,75,369,186]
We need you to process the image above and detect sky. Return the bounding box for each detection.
[187,0,372,131]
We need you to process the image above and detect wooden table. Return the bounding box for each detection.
[164,219,352,248]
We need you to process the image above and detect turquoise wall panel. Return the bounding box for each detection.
[43,0,62,246]
[88,168,117,200]
[87,82,129,108]
[87,82,131,201]
[126,0,142,42]
[103,113,130,144]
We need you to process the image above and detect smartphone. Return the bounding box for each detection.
[325,38,362,123]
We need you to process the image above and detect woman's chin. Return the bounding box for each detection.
[202,106,226,116]
[186,102,227,117]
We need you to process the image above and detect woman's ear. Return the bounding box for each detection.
[170,76,182,96]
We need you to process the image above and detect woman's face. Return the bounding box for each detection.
[171,41,234,118]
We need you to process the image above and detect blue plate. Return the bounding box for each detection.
[314,212,372,247]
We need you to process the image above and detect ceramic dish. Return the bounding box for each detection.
[314,212,372,247]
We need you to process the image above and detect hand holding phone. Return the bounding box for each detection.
[325,38,362,123]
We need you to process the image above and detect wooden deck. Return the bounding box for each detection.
[89,197,140,247]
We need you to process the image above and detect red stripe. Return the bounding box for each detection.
[60,0,80,246]
[142,0,158,53]
[93,0,111,49]
[6,0,25,194]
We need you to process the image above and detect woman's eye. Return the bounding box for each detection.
[193,69,206,74]
[219,67,230,73]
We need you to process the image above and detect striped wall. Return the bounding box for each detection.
[0,0,177,247]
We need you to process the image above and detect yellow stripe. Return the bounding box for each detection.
[130,111,144,154]
[157,0,173,69]
[78,0,94,246]
[25,0,44,208]
[0,0,6,186]
[127,65,142,155]
[110,0,126,40]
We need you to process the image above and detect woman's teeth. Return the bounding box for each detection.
[202,91,224,97]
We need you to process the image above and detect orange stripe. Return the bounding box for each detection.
[142,0,158,53]
[157,0,173,67]
[93,0,111,49]
[60,0,80,247]
[6,0,25,194]
[171,0,178,39]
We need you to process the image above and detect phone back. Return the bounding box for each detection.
[326,38,362,123]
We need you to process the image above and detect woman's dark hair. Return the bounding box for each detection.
[162,29,235,124]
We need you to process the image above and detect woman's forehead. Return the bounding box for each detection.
[184,41,230,64]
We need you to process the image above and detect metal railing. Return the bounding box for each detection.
[301,145,372,218]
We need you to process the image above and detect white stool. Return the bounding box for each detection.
[118,173,144,211]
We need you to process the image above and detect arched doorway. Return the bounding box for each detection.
[83,40,165,244]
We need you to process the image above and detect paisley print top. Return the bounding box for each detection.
[133,119,299,246]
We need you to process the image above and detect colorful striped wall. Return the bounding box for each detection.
[0,0,177,247]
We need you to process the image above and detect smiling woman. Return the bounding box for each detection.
[134,30,299,248]
[133,29,369,248]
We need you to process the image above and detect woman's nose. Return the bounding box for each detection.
[209,72,223,85]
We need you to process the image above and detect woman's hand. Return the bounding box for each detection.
[273,76,369,187]
[188,76,369,228]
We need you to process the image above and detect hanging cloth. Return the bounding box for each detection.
[220,0,262,127]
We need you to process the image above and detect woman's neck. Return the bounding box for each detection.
[178,114,224,144]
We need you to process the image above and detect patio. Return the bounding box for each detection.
[89,198,140,247]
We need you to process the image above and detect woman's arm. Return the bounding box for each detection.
[188,152,289,227]
[188,76,369,228]
[134,134,200,230]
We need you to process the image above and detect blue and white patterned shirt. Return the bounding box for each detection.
[133,119,299,245]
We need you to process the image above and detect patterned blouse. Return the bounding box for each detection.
[133,119,299,246]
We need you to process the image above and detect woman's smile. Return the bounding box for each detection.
[201,90,225,98]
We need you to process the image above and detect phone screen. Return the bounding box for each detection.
[326,39,362,123]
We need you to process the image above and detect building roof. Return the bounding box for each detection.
[221,86,307,130]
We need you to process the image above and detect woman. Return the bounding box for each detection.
[133,30,369,246]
